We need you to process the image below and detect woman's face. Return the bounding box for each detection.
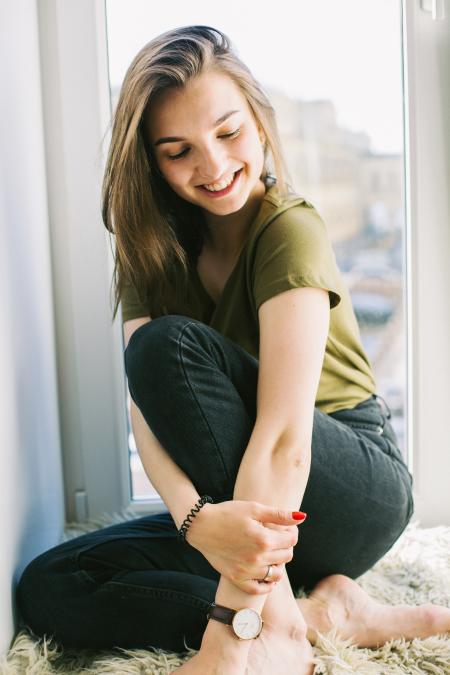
[144,70,266,218]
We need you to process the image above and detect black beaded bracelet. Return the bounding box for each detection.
[178,495,214,543]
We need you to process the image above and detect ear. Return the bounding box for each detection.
[257,123,266,145]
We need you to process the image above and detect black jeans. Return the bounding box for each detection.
[17,315,414,652]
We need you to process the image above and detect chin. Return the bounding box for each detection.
[205,191,249,212]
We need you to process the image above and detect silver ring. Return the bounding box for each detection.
[261,564,273,581]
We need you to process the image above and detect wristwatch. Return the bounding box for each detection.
[206,602,263,640]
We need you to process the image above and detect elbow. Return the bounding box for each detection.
[272,432,311,467]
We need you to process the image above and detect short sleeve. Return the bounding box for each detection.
[253,204,342,313]
[120,279,150,323]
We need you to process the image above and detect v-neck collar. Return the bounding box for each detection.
[192,244,244,309]
[191,184,279,312]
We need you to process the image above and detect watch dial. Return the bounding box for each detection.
[232,608,262,639]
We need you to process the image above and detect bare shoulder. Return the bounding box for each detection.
[123,316,152,349]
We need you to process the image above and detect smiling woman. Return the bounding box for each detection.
[100,26,292,322]
[17,23,450,675]
[143,70,267,254]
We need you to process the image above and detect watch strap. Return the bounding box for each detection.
[206,602,236,625]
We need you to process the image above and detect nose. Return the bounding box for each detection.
[196,143,228,183]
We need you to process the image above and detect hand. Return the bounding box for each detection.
[186,500,305,594]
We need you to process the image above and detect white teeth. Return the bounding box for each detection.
[203,172,236,192]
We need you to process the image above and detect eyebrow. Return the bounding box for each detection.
[153,110,240,146]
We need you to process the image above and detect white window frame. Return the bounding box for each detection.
[402,0,450,524]
[37,0,152,521]
[38,0,450,525]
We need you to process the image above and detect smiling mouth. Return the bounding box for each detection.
[197,168,243,194]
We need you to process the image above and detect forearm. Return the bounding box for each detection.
[214,420,311,613]
[130,400,201,530]
[234,421,311,505]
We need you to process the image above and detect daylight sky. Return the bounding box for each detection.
[105,0,403,154]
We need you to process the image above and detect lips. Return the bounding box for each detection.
[196,168,243,198]
[197,168,242,190]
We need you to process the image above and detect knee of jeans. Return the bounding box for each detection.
[124,314,191,382]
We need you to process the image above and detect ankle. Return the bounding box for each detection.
[201,619,252,659]
[297,596,334,645]
[263,616,308,645]
[258,568,309,634]
[287,622,309,642]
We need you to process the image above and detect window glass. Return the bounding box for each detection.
[106,0,407,501]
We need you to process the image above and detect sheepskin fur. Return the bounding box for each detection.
[2,513,449,674]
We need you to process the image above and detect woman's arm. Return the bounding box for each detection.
[124,316,204,528]
[125,317,299,579]
[130,399,298,576]
[130,400,203,530]
[212,286,330,612]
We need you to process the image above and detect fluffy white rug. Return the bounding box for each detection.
[3,511,449,674]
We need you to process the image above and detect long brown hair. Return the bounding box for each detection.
[102,25,293,321]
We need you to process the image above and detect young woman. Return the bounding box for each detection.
[17,25,450,675]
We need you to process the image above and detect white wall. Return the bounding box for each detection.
[0,0,65,656]
[36,0,131,524]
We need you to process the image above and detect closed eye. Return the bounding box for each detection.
[167,128,241,161]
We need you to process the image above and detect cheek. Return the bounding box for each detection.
[236,133,258,157]
[160,162,190,187]
[242,138,265,176]
[240,131,265,165]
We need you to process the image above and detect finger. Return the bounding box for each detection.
[254,563,284,583]
[264,522,298,533]
[240,578,277,595]
[249,551,292,581]
[268,547,296,566]
[255,504,307,526]
[269,529,299,550]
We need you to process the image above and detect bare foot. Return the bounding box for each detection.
[170,652,203,674]
[172,628,315,675]
[245,623,315,675]
[170,650,246,674]
[297,573,450,648]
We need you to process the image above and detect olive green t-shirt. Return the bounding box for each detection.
[120,184,376,414]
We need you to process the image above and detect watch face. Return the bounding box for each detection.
[232,608,262,639]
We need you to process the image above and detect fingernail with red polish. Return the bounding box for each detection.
[292,511,307,522]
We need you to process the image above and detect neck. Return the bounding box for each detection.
[202,179,266,258]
